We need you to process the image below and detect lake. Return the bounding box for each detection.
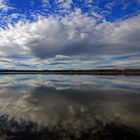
[0,74,140,140]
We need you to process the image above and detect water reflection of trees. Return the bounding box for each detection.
[0,114,140,140]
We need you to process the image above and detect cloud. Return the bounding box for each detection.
[42,0,50,8]
[58,0,73,9]
[0,0,7,9]
[0,6,140,69]
[0,0,13,11]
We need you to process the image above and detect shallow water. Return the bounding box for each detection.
[0,75,140,140]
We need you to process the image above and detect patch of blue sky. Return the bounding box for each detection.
[0,0,139,28]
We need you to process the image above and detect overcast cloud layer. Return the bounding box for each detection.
[0,0,140,69]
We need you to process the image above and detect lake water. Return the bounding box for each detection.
[0,74,140,140]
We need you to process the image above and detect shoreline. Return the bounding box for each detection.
[0,69,140,75]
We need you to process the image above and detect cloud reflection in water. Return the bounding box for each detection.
[0,75,140,139]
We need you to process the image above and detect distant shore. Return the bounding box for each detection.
[0,69,140,75]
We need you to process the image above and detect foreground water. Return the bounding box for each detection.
[0,75,140,140]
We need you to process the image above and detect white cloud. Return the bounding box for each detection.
[0,0,7,9]
[42,0,50,7]
[59,0,73,9]
[0,8,140,69]
[0,0,13,11]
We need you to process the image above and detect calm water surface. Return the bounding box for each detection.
[0,75,140,140]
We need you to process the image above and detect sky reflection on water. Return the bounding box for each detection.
[0,75,140,139]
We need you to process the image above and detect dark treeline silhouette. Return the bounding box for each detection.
[0,69,140,75]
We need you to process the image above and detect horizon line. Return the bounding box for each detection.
[0,69,140,75]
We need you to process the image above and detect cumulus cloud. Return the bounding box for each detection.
[0,5,140,69]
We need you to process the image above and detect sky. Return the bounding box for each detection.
[0,0,140,70]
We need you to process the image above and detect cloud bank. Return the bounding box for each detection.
[0,0,140,69]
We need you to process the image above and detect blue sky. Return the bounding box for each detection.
[0,0,140,69]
